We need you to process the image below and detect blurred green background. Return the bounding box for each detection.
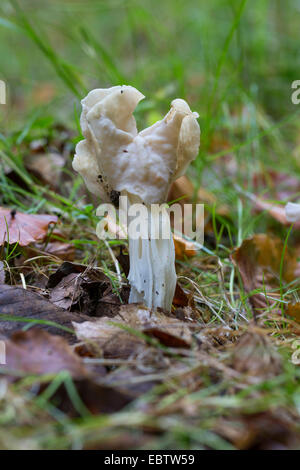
[1,0,299,125]
[1,0,300,238]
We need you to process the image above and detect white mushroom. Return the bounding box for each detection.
[73,85,200,311]
[285,202,300,223]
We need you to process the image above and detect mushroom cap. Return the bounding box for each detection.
[73,86,200,204]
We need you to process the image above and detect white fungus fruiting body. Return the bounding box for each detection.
[73,85,200,311]
[285,202,300,223]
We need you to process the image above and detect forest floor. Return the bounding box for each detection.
[0,0,299,450]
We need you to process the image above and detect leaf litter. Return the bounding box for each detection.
[1,135,300,449]
[0,207,58,246]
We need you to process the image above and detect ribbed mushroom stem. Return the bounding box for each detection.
[125,191,176,311]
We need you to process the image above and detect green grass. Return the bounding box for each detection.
[0,0,300,450]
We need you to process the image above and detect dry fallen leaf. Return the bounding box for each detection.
[104,362,163,396]
[168,175,194,204]
[74,321,145,359]
[47,261,116,315]
[0,207,57,246]
[216,409,300,450]
[285,302,300,323]
[0,284,91,341]
[5,329,87,378]
[232,329,282,381]
[25,152,65,189]
[49,272,82,310]
[47,261,86,288]
[73,304,193,357]
[173,233,197,259]
[3,328,132,416]
[253,170,300,202]
[41,241,75,261]
[56,378,132,416]
[172,283,190,307]
[236,410,300,450]
[29,228,75,262]
[172,283,196,310]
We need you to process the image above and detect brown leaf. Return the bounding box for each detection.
[77,327,144,360]
[173,233,197,259]
[0,284,91,341]
[49,272,82,310]
[73,304,192,356]
[216,409,300,450]
[168,175,194,204]
[38,241,75,261]
[4,328,132,416]
[95,289,125,318]
[105,365,162,396]
[25,152,65,189]
[231,234,298,314]
[172,283,195,310]
[285,302,300,323]
[253,170,300,202]
[0,207,57,246]
[236,411,300,450]
[123,304,192,347]
[47,261,85,288]
[57,379,132,416]
[143,324,191,348]
[47,262,115,316]
[5,329,87,377]
[232,330,282,381]
[172,283,189,307]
